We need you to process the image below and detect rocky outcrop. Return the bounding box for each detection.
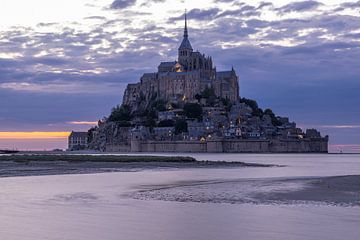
[88,122,131,152]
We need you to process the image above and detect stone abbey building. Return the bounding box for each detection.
[123,14,240,106]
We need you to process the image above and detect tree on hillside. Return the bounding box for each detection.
[240,97,264,117]
[152,100,167,112]
[221,98,233,112]
[158,119,175,127]
[175,119,188,134]
[183,103,203,120]
[201,87,216,99]
[108,105,132,122]
[264,108,282,126]
[240,98,258,111]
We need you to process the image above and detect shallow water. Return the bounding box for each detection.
[1,154,360,240]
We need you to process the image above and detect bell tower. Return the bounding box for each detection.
[178,11,193,69]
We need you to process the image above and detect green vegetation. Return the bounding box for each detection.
[175,119,188,134]
[108,105,132,122]
[264,109,282,126]
[240,97,264,117]
[87,127,96,143]
[195,87,217,106]
[183,103,203,120]
[158,119,175,127]
[138,109,157,128]
[0,155,197,163]
[240,98,283,126]
[221,98,233,112]
[141,118,157,128]
[152,99,167,112]
[201,87,217,99]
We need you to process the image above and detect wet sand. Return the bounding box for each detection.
[0,154,275,177]
[132,175,360,207]
[1,154,358,206]
[262,175,360,206]
[1,154,360,240]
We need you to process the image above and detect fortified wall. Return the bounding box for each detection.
[129,138,328,153]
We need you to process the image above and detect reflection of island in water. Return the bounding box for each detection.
[73,13,328,153]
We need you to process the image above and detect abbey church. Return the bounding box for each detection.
[123,14,240,106]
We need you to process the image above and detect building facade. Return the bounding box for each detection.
[123,13,239,106]
[68,131,88,151]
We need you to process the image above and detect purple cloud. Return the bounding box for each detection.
[110,0,136,9]
[276,1,323,13]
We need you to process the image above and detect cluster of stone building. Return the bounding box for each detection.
[68,14,328,153]
[128,100,328,153]
[70,99,327,153]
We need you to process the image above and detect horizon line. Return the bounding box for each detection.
[0,132,71,139]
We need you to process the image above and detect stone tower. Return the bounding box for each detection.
[178,12,193,68]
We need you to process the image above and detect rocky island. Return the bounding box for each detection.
[83,14,328,153]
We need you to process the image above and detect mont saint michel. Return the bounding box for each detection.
[2,2,360,240]
[84,14,329,153]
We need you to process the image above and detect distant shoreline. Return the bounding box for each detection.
[7,150,360,155]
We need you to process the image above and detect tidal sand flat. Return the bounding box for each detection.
[1,154,360,240]
[132,175,360,207]
[0,154,275,177]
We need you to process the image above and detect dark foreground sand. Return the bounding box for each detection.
[259,175,360,206]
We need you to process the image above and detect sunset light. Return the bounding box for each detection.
[0,132,70,139]
[67,121,98,125]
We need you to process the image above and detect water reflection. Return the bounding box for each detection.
[0,154,360,240]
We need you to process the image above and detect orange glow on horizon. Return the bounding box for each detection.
[68,121,98,125]
[0,132,71,139]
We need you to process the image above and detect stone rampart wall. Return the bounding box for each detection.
[129,138,328,153]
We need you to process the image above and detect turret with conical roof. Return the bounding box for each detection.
[178,11,193,68]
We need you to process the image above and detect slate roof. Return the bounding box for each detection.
[217,71,233,78]
[179,37,193,50]
[69,132,88,138]
[142,73,157,78]
[158,61,177,68]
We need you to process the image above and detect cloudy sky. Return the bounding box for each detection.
[0,0,359,152]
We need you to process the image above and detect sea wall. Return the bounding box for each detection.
[106,144,131,152]
[132,140,207,152]
[130,138,328,153]
[223,140,269,153]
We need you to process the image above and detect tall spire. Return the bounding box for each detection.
[178,9,192,51]
[184,10,188,38]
